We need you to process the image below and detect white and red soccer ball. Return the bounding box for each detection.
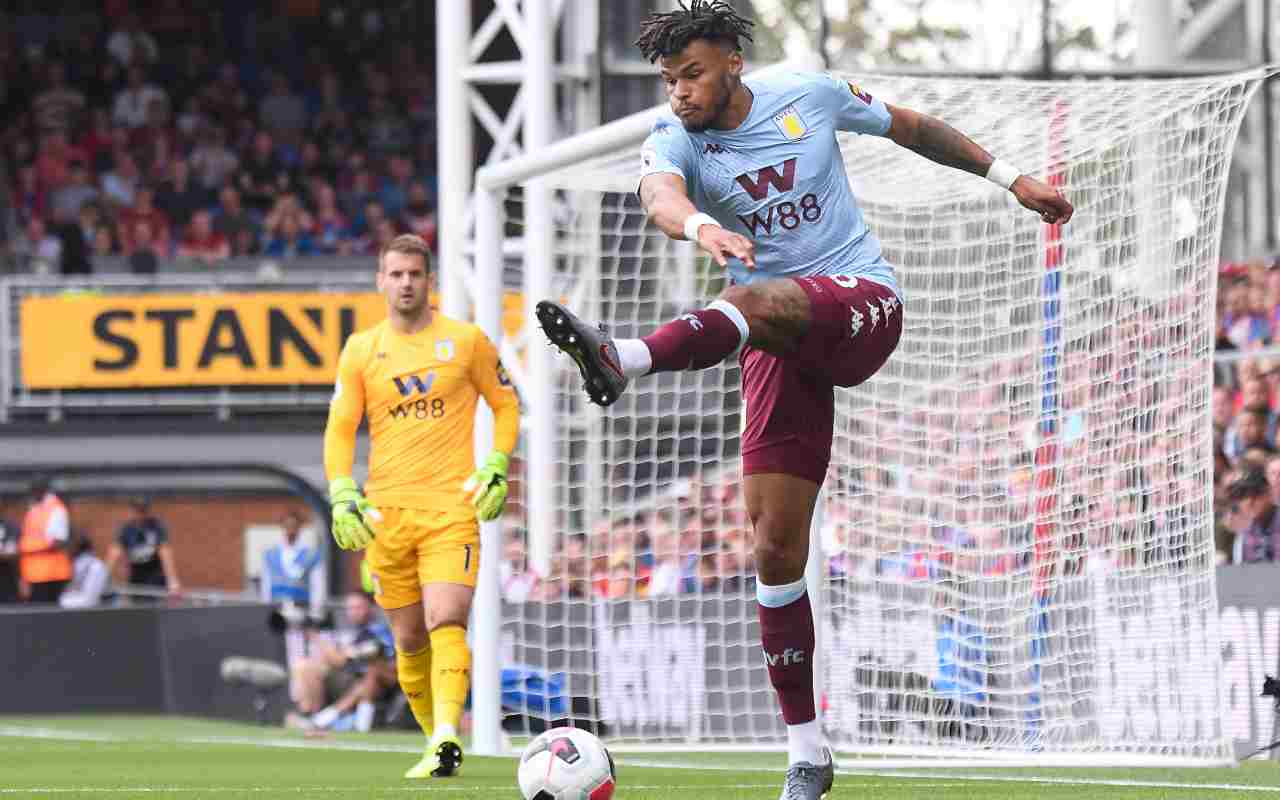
[517,727,616,800]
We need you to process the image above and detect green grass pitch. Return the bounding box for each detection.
[2,715,1280,799]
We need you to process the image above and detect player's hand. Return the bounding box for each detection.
[697,226,756,270]
[1012,176,1073,225]
[463,450,509,522]
[329,477,382,551]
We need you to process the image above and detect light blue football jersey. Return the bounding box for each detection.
[639,71,900,296]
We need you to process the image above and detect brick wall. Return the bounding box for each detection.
[0,494,363,592]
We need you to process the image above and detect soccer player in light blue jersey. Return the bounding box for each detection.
[536,4,1073,797]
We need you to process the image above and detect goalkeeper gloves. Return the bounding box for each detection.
[329,477,382,551]
[463,450,510,522]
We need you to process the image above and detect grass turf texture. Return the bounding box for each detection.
[2,715,1280,799]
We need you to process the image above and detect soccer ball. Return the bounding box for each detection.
[517,726,616,800]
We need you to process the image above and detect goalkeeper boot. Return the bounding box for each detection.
[536,300,628,407]
[778,747,834,800]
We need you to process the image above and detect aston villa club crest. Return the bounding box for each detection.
[435,339,455,362]
[772,105,808,140]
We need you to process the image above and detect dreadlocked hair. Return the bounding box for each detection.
[633,0,755,64]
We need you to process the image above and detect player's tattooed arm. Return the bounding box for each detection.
[639,173,699,239]
[884,103,992,177]
[885,102,1074,224]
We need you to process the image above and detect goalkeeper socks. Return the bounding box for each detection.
[429,624,472,734]
[397,645,434,737]
[311,705,340,729]
[640,299,750,373]
[757,577,819,764]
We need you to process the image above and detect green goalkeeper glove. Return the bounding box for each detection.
[329,477,382,551]
[463,451,509,522]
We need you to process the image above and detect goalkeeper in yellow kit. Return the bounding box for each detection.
[324,234,519,778]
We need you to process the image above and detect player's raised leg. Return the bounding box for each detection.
[537,278,810,406]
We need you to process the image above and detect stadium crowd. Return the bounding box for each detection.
[0,4,438,274]
[503,258,1280,602]
[2,7,1278,605]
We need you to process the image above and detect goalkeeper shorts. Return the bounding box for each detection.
[363,507,480,609]
[738,275,903,484]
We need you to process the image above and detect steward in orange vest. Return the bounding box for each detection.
[19,477,72,603]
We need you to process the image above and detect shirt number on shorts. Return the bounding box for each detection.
[463,544,472,573]
[830,274,859,289]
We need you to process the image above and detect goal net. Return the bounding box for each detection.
[484,70,1264,765]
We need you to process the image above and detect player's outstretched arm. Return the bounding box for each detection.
[324,340,380,550]
[639,173,755,268]
[884,103,1073,225]
[466,334,521,522]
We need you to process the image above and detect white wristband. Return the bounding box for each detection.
[986,159,1021,190]
[683,212,720,243]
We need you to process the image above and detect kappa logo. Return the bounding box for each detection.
[850,306,864,338]
[680,313,704,331]
[763,647,806,667]
[879,295,899,321]
[704,142,727,154]
[866,300,881,331]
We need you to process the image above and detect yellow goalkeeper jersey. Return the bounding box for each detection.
[324,314,520,515]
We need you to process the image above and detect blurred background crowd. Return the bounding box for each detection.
[1,3,1278,608]
[1,2,438,275]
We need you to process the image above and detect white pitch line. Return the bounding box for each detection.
[619,758,1280,794]
[5,727,1279,795]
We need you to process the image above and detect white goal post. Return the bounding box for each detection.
[468,67,1267,765]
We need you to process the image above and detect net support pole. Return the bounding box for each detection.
[435,0,472,318]
[524,0,559,578]
[471,186,505,757]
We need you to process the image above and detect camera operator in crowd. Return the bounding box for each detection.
[287,591,396,734]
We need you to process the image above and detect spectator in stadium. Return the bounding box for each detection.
[106,13,159,68]
[263,212,317,258]
[124,219,163,274]
[236,130,288,213]
[18,476,72,604]
[189,125,239,191]
[91,224,118,258]
[118,185,171,254]
[176,209,230,263]
[106,497,182,600]
[10,216,61,273]
[155,159,208,231]
[130,98,178,180]
[309,181,350,254]
[402,181,436,252]
[100,150,142,209]
[76,107,117,172]
[1225,409,1275,465]
[258,72,307,144]
[0,515,19,604]
[1224,468,1280,563]
[500,529,541,603]
[213,185,257,248]
[113,65,167,130]
[288,591,396,734]
[49,161,98,225]
[32,61,85,134]
[60,535,110,609]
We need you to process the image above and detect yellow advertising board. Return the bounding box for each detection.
[20,291,525,389]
